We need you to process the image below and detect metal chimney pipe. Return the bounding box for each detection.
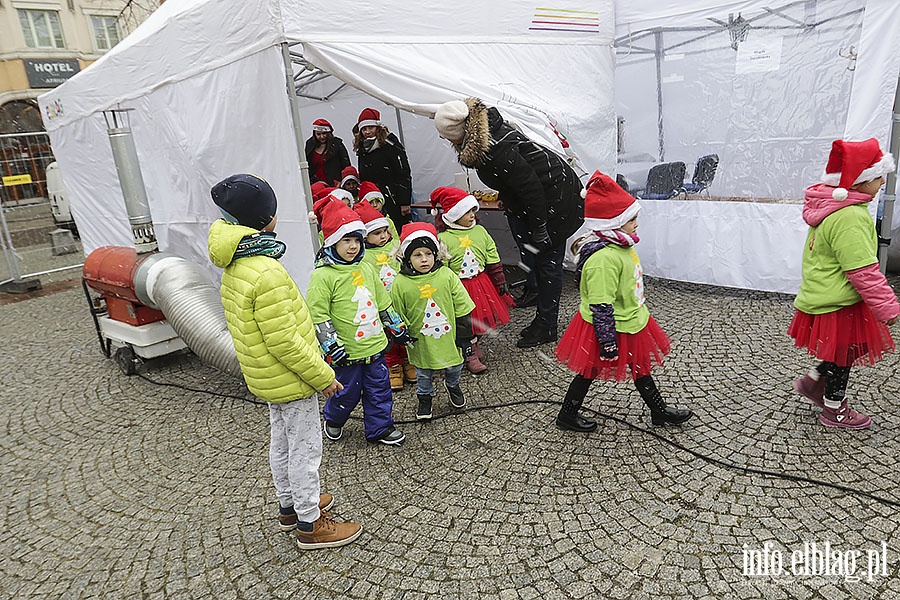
[102,108,158,254]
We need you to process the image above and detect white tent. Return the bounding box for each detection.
[40,0,900,294]
[611,0,900,292]
[37,0,616,287]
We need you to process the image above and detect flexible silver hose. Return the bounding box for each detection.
[133,253,242,377]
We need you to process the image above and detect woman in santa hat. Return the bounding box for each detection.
[353,108,413,228]
[555,171,693,432]
[789,138,899,430]
[431,186,516,374]
[305,118,351,185]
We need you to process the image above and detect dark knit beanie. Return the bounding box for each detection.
[403,235,438,262]
[211,174,277,230]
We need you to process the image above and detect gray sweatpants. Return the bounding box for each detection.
[268,395,322,524]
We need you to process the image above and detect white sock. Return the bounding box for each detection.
[807,368,820,381]
[823,397,843,410]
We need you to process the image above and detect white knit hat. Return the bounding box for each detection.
[434,100,469,142]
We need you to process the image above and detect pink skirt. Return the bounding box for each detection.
[787,301,894,367]
[462,271,512,335]
[555,313,670,381]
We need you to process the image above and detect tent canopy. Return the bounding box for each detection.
[39,0,615,287]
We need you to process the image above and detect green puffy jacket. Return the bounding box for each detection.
[208,220,334,402]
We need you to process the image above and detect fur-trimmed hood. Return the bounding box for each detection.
[455,98,493,168]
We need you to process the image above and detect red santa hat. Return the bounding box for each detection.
[357,108,382,129]
[353,200,390,235]
[358,181,384,205]
[327,188,355,206]
[582,170,641,231]
[313,197,365,247]
[821,138,895,200]
[399,222,439,257]
[430,186,479,225]
[340,166,360,187]
[312,119,333,133]
[310,181,331,201]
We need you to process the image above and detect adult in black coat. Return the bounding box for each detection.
[353,108,413,228]
[305,118,351,186]
[435,97,584,347]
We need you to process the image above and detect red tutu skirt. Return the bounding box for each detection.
[462,271,512,335]
[787,301,894,367]
[555,313,670,381]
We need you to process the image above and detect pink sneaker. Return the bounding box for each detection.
[818,398,872,430]
[793,375,825,408]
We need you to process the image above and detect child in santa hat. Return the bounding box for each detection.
[555,171,693,432]
[789,138,899,429]
[354,199,414,390]
[389,222,477,420]
[431,186,516,374]
[306,197,414,445]
[358,181,399,239]
[340,166,361,200]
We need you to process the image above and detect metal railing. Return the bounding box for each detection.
[0,132,83,292]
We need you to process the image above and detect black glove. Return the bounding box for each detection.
[498,283,510,296]
[530,222,552,251]
[392,329,417,347]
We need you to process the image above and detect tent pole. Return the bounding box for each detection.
[877,76,900,273]
[394,106,406,147]
[280,42,319,251]
[655,30,665,162]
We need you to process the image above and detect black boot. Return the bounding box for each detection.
[446,384,466,409]
[635,376,692,426]
[556,376,598,432]
[416,395,433,420]
[516,287,539,308]
[517,324,558,348]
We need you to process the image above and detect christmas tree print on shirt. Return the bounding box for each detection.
[418,282,452,339]
[630,250,645,307]
[375,251,396,291]
[457,234,482,279]
[351,270,382,339]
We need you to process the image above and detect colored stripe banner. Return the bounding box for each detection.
[530,7,600,33]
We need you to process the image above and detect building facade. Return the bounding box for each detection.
[0,0,159,133]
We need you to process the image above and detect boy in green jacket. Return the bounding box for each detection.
[208,174,361,550]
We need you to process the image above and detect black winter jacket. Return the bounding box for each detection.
[456,100,583,247]
[357,132,412,207]
[304,136,351,185]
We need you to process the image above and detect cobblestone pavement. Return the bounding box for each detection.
[2,275,900,599]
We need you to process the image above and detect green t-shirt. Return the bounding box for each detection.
[795,204,877,314]
[306,261,391,359]
[439,225,501,279]
[360,238,400,291]
[578,244,650,334]
[390,266,476,369]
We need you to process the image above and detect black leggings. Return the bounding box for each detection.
[816,361,851,401]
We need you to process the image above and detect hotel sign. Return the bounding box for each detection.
[24,59,81,88]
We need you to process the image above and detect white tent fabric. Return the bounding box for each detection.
[39,0,616,289]
[610,0,900,293]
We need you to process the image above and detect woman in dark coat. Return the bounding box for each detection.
[305,118,351,185]
[353,108,413,227]
[434,97,584,348]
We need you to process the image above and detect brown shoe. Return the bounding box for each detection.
[403,361,417,383]
[296,514,362,550]
[278,494,335,531]
[388,364,404,390]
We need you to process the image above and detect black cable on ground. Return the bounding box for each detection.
[135,373,899,510]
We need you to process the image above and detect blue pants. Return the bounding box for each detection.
[506,213,565,331]
[323,355,395,441]
[416,363,464,396]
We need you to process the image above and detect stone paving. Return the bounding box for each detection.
[1,274,900,599]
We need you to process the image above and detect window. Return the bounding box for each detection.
[90,15,122,51]
[17,9,65,49]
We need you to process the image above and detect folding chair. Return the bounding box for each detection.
[680,154,719,198]
[636,162,686,200]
